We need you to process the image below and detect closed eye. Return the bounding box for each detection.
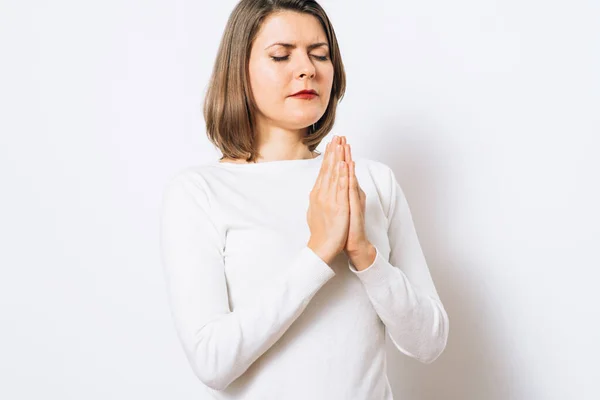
[271,55,329,62]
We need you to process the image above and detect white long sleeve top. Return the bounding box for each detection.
[159,152,449,399]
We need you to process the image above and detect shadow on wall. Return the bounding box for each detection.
[375,119,514,400]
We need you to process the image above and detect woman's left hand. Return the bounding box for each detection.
[337,136,370,257]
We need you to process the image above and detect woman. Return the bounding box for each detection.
[160,1,449,398]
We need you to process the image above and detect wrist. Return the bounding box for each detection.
[307,241,334,265]
[348,242,376,271]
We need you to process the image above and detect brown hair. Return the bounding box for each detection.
[203,0,347,163]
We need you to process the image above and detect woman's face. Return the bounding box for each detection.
[248,11,334,132]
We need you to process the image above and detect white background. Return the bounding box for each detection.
[1,0,599,399]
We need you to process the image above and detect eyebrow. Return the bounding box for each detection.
[265,42,329,50]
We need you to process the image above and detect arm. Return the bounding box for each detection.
[347,166,449,364]
[160,172,335,390]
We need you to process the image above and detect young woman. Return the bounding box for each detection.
[160,1,449,398]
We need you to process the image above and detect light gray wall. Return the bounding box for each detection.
[1,0,598,399]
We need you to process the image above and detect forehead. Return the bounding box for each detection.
[254,11,327,46]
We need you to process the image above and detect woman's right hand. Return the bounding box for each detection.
[307,136,350,265]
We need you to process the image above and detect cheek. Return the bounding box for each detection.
[250,63,286,98]
[318,64,334,89]
[317,68,334,105]
[325,66,335,88]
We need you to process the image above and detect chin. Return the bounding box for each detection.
[287,120,320,130]
[288,111,325,125]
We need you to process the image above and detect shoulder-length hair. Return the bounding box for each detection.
[203,0,347,163]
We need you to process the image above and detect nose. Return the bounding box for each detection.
[296,54,316,80]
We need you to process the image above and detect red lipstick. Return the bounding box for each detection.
[290,89,318,99]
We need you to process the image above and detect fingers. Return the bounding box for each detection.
[336,149,348,206]
[314,136,350,203]
[344,143,363,211]
[329,139,342,196]
[344,143,355,189]
[333,136,347,205]
[315,138,335,191]
[331,136,360,205]
[347,147,358,206]
[320,138,338,192]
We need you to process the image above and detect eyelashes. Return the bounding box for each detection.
[271,55,329,62]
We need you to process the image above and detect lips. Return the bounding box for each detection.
[291,89,317,96]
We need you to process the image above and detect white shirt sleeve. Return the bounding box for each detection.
[160,172,336,390]
[347,166,449,364]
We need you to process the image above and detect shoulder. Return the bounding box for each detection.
[161,164,220,209]
[353,156,401,219]
[354,156,396,193]
[355,156,393,177]
[164,162,224,189]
